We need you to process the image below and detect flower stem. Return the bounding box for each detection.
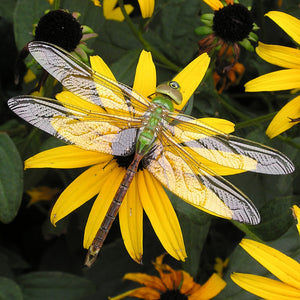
[53,0,60,10]
[118,0,181,72]
[235,112,276,130]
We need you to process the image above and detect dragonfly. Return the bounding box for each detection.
[8,41,294,266]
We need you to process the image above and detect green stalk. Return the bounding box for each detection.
[235,112,276,130]
[53,0,60,10]
[118,0,181,72]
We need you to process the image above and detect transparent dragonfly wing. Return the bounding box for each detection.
[167,113,295,175]
[8,96,141,156]
[146,131,261,225]
[28,41,149,117]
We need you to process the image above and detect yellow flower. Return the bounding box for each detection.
[231,237,300,299]
[109,254,226,299]
[102,0,134,21]
[26,186,60,206]
[25,49,234,264]
[245,11,300,138]
[101,0,154,21]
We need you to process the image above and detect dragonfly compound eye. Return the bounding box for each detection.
[169,81,180,90]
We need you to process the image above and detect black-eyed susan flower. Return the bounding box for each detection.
[196,0,258,73]
[109,254,226,299]
[245,11,300,138]
[24,49,235,264]
[33,9,97,63]
[231,222,300,300]
[19,9,98,92]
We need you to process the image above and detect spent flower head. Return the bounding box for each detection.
[196,0,258,83]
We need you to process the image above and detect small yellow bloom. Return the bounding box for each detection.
[214,257,229,277]
[102,0,134,21]
[231,238,300,299]
[90,0,101,7]
[109,254,226,299]
[26,186,60,206]
[245,11,300,138]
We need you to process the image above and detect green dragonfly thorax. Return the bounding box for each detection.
[136,81,182,155]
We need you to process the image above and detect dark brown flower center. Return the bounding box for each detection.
[213,4,253,43]
[160,289,188,300]
[35,9,82,52]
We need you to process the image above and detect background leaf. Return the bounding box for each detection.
[18,272,95,300]
[0,277,23,300]
[0,133,23,223]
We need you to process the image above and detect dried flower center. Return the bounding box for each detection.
[213,4,253,43]
[35,9,83,52]
[160,290,188,300]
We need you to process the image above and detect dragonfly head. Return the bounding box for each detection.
[155,81,183,105]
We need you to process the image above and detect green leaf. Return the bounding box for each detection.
[13,0,50,50]
[0,0,17,23]
[178,211,211,277]
[18,272,95,300]
[110,49,141,85]
[250,195,300,241]
[0,277,23,300]
[0,133,23,223]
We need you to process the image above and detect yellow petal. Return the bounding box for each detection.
[190,273,226,300]
[103,0,134,22]
[198,117,235,134]
[138,0,155,18]
[139,171,187,261]
[90,55,117,81]
[119,175,144,263]
[173,53,210,110]
[50,164,109,225]
[83,165,125,249]
[56,91,103,113]
[110,286,161,300]
[245,69,300,92]
[266,11,300,45]
[231,273,300,300]
[25,145,112,169]
[123,273,166,291]
[266,95,300,138]
[292,205,300,236]
[133,51,156,98]
[24,69,36,83]
[240,239,300,289]
[202,0,224,11]
[256,42,300,69]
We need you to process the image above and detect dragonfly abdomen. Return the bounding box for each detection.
[85,153,143,267]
